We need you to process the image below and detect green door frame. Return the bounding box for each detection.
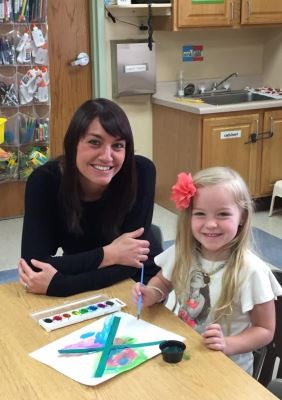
[90,0,108,98]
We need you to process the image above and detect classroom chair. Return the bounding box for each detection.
[150,225,178,313]
[269,180,282,217]
[267,379,282,400]
[151,224,164,248]
[253,270,282,387]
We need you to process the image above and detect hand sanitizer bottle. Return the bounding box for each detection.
[178,70,185,97]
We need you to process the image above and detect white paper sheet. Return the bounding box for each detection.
[30,311,185,386]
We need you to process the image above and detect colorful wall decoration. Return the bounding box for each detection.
[182,45,204,62]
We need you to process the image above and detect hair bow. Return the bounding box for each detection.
[171,172,196,210]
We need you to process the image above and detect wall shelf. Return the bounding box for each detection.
[106,3,172,17]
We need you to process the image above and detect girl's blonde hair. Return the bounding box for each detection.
[171,166,253,324]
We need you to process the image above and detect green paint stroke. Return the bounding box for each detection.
[94,316,121,377]
[192,0,224,4]
[92,336,148,377]
[105,348,148,374]
[183,351,191,361]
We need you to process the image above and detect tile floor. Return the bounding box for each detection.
[0,204,281,272]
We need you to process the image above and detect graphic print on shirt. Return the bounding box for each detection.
[178,269,210,333]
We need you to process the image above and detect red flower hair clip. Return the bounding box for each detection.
[171,172,196,210]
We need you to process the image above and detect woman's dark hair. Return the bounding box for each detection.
[58,98,137,239]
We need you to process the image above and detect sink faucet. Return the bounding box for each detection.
[213,72,239,91]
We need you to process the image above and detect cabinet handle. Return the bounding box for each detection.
[245,130,273,144]
[269,116,273,134]
[230,1,234,21]
[247,0,251,18]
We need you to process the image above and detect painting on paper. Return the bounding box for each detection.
[30,311,185,386]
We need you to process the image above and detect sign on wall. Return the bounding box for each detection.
[182,45,203,62]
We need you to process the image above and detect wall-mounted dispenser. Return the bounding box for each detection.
[111,40,156,98]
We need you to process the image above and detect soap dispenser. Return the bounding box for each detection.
[177,70,185,97]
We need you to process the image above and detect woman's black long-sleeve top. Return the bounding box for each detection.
[21,155,161,296]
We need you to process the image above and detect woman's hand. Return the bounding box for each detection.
[18,258,58,295]
[101,227,150,268]
[202,323,226,353]
[132,282,161,307]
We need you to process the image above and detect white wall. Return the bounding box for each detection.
[105,14,280,158]
[154,28,265,82]
[263,27,282,88]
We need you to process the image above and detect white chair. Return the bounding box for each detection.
[269,180,282,217]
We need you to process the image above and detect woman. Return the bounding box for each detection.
[19,98,161,296]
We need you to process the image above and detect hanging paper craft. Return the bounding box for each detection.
[30,311,185,386]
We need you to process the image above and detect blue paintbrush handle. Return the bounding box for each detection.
[137,264,144,319]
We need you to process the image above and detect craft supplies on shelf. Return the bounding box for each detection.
[0,0,48,23]
[0,145,18,181]
[0,0,50,183]
[30,294,127,332]
[0,117,7,143]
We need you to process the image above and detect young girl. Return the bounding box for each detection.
[133,167,282,374]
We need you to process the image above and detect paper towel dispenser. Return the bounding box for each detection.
[111,40,156,98]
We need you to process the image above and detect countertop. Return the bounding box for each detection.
[152,90,282,115]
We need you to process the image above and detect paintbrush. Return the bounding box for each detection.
[137,264,144,320]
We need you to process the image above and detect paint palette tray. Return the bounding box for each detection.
[31,294,126,332]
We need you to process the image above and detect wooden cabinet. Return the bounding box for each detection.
[153,104,282,212]
[153,105,202,211]
[260,110,282,194]
[154,0,282,30]
[241,0,282,25]
[176,0,240,28]
[202,113,261,195]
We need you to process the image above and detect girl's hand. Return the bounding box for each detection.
[132,282,161,307]
[202,323,226,353]
[101,227,150,268]
[18,258,57,295]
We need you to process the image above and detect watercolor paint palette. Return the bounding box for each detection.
[31,294,126,332]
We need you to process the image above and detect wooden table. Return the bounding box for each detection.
[0,280,277,400]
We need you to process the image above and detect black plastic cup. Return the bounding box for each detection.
[159,340,186,363]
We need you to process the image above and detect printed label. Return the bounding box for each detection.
[220,130,241,139]
[124,64,147,73]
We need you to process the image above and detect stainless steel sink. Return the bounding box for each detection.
[189,90,276,106]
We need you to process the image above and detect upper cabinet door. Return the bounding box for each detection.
[176,0,239,28]
[241,0,282,24]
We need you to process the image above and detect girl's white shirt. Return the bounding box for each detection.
[154,245,282,374]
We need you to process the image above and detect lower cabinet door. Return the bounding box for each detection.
[202,113,261,196]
